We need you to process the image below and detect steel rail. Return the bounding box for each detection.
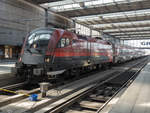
[40,57,148,113]
[96,60,147,113]
[0,81,28,90]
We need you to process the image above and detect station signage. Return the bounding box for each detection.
[141,42,150,46]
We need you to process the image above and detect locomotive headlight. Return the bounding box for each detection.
[45,58,50,62]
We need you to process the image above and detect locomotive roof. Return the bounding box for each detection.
[29,27,116,45]
[30,27,57,34]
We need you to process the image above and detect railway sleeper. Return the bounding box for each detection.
[78,100,103,110]
[66,109,95,113]
[89,95,109,102]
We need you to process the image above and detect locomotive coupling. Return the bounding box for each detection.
[33,68,43,76]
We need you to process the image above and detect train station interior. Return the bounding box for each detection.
[0,0,150,113]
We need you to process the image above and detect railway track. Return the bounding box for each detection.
[35,57,148,113]
[1,81,28,90]
[0,57,144,88]
[0,77,25,88]
[0,62,23,88]
[65,61,146,113]
[0,57,147,113]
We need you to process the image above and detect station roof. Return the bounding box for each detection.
[27,0,150,40]
[26,0,63,4]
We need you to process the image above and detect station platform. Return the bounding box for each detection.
[0,61,15,78]
[108,61,150,113]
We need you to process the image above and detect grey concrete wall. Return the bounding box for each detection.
[0,0,74,46]
[0,0,45,45]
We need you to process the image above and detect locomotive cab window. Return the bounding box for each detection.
[57,37,71,48]
[27,33,51,49]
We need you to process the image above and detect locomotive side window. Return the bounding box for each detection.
[57,37,70,48]
[61,38,66,47]
[66,38,70,46]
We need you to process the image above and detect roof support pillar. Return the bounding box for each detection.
[90,29,92,37]
[45,9,48,27]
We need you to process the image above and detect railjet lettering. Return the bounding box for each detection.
[141,42,150,46]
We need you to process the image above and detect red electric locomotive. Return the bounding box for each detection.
[12,27,113,82]
[12,27,145,82]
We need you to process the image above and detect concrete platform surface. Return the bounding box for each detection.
[108,62,150,113]
[0,62,15,75]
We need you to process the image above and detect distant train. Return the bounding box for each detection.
[11,27,145,82]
